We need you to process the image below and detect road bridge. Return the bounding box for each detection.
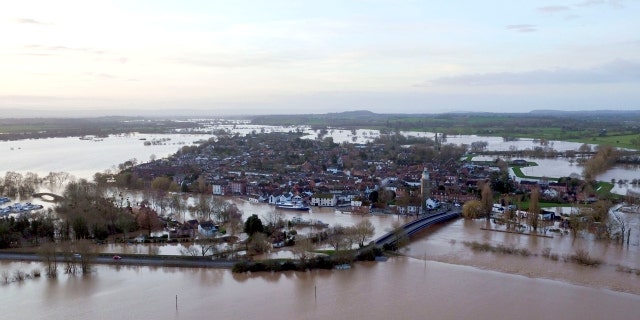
[373,209,461,249]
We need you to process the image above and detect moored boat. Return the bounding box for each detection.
[275,202,310,211]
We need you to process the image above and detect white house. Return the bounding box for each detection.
[311,194,337,207]
[212,182,227,195]
[198,221,218,237]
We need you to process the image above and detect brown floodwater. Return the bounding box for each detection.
[4,201,639,319]
[1,257,639,320]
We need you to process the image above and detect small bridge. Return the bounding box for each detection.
[373,209,461,248]
[32,192,65,202]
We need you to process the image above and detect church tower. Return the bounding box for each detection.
[421,167,431,213]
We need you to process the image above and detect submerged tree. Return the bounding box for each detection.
[480,182,493,220]
[528,188,540,232]
[462,200,483,219]
[136,205,163,238]
[244,214,264,237]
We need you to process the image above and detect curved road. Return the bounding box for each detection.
[373,209,461,248]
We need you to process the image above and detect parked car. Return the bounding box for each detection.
[113,255,122,261]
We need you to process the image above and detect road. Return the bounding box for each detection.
[0,252,237,269]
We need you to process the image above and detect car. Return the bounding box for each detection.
[73,253,82,259]
[113,255,122,261]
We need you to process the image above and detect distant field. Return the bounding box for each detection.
[252,111,640,150]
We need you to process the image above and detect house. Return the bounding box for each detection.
[311,193,337,207]
[512,159,528,166]
[198,221,218,237]
[212,181,227,195]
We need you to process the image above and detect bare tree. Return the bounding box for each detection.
[262,208,284,229]
[528,188,540,232]
[292,237,315,262]
[190,195,212,221]
[38,242,58,277]
[352,220,375,248]
[247,233,271,255]
[326,224,348,252]
[185,234,219,257]
[610,211,629,245]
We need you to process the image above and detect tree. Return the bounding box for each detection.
[480,182,493,220]
[327,224,348,251]
[136,205,163,238]
[390,221,409,251]
[191,194,213,221]
[462,200,483,219]
[38,242,58,277]
[150,176,175,192]
[262,208,284,230]
[244,214,264,236]
[292,237,315,262]
[212,198,235,224]
[116,214,137,240]
[225,207,244,237]
[528,188,540,232]
[188,235,219,257]
[352,220,375,248]
[610,211,629,245]
[247,232,271,255]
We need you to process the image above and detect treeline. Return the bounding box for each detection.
[583,145,619,181]
[0,171,72,198]
[0,117,200,141]
[251,111,640,141]
[0,213,56,248]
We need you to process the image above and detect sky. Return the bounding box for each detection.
[1,0,639,116]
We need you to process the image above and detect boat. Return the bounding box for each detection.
[334,264,351,270]
[275,202,310,211]
[289,217,329,228]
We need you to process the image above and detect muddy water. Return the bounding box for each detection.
[2,257,640,320]
[2,210,640,319]
[406,218,640,294]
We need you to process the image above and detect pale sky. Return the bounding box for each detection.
[1,0,639,116]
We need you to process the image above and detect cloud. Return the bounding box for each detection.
[172,51,305,69]
[424,60,640,86]
[23,45,105,55]
[506,24,537,32]
[574,0,625,8]
[85,72,115,79]
[538,5,572,13]
[15,18,51,25]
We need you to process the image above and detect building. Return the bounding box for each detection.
[311,193,337,207]
[421,167,432,213]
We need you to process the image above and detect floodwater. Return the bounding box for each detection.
[2,256,640,320]
[0,133,206,179]
[406,217,640,294]
[473,155,640,194]
[2,124,640,318]
[96,201,411,256]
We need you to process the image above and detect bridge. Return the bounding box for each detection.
[32,192,65,202]
[373,209,461,249]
